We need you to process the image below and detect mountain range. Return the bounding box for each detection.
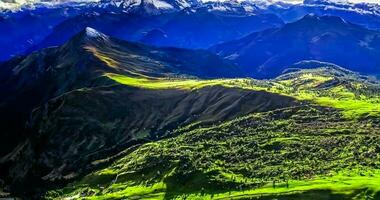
[211,14,380,78]
[2,28,380,199]
[2,0,380,199]
[27,8,283,53]
[2,0,380,61]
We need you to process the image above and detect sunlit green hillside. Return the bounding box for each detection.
[45,105,380,200]
[107,66,380,119]
[44,66,380,200]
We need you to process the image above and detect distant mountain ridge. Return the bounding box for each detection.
[2,0,380,61]
[211,14,380,78]
[96,0,200,14]
[0,0,287,61]
[2,1,380,199]
[25,8,283,54]
[268,0,380,30]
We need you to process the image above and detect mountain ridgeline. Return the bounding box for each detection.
[2,0,380,199]
[211,14,380,78]
[26,10,284,55]
[0,28,299,197]
[4,0,380,62]
[0,27,242,158]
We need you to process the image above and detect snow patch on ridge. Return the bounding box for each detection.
[146,0,174,9]
[85,27,101,37]
[85,27,109,40]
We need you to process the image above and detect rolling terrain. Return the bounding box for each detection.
[43,62,380,200]
[0,28,299,198]
[2,1,380,199]
[2,28,380,198]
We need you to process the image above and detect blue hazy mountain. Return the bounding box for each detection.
[27,9,283,55]
[0,5,88,61]
[0,0,199,61]
[3,1,380,199]
[2,0,380,61]
[0,0,277,61]
[266,0,380,30]
[139,7,283,49]
[211,14,380,78]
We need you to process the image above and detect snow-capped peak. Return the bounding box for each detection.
[83,27,109,42]
[96,0,201,14]
[303,0,380,16]
[85,27,104,37]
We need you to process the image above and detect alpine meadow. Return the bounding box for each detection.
[2,0,380,200]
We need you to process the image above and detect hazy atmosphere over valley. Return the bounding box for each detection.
[1,0,380,199]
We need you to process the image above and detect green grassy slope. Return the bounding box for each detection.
[107,66,380,119]
[4,81,297,196]
[44,66,380,200]
[5,28,380,200]
[0,29,256,197]
[45,105,380,200]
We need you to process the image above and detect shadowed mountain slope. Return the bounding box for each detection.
[211,14,380,78]
[2,85,298,196]
[0,28,298,198]
[0,28,242,152]
[0,27,242,167]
